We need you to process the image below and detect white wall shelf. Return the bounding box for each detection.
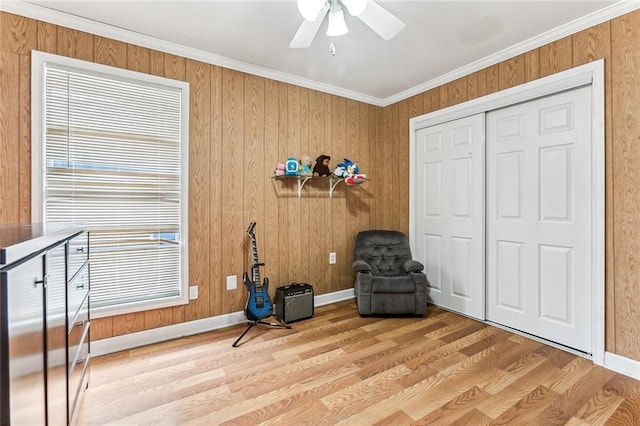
[272,175,367,198]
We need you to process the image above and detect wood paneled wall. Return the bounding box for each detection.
[381,12,640,361]
[0,11,391,341]
[2,9,640,362]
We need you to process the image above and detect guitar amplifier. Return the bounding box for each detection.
[274,283,314,323]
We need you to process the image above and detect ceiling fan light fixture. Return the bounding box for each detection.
[297,0,325,21]
[342,0,368,17]
[327,8,348,36]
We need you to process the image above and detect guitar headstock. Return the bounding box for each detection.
[247,221,257,238]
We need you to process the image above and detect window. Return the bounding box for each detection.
[32,51,189,317]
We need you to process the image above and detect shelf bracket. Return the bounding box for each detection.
[329,177,343,198]
[297,176,312,197]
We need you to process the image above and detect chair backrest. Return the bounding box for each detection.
[354,230,413,276]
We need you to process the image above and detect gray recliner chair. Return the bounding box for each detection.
[353,230,427,316]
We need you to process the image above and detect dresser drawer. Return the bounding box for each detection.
[67,265,89,333]
[69,358,89,426]
[68,320,89,392]
[68,232,88,281]
[67,326,89,422]
[68,298,89,366]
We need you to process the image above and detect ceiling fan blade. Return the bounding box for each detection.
[357,0,406,41]
[289,7,327,48]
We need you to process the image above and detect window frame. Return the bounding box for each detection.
[31,50,190,318]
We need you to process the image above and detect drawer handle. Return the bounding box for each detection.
[77,283,85,289]
[76,247,85,253]
[34,274,49,288]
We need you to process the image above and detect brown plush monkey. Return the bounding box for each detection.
[313,155,331,177]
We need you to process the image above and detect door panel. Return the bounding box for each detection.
[486,86,592,353]
[497,151,522,219]
[496,240,523,312]
[423,234,442,291]
[415,113,484,319]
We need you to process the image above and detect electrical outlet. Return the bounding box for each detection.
[329,251,336,264]
[226,275,237,290]
[189,285,198,300]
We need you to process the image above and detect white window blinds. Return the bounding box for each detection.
[33,52,189,315]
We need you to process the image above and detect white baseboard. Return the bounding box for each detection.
[91,288,355,357]
[314,287,354,307]
[604,351,640,380]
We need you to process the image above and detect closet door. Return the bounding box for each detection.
[414,113,485,319]
[486,86,592,353]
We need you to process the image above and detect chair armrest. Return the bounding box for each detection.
[403,260,424,273]
[353,260,372,272]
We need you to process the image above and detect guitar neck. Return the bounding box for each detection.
[251,237,261,287]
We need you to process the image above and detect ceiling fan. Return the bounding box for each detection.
[289,0,406,51]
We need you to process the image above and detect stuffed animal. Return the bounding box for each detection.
[345,173,367,185]
[299,155,313,176]
[334,158,355,178]
[333,163,347,178]
[346,159,359,176]
[335,158,366,185]
[285,157,299,176]
[274,162,286,176]
[313,155,331,177]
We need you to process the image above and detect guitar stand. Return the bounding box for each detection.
[232,316,292,348]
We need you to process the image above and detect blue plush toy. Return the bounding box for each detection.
[334,157,366,185]
[333,164,347,178]
[334,158,357,177]
[346,159,359,175]
[285,157,299,176]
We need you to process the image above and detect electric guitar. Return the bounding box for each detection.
[242,221,274,321]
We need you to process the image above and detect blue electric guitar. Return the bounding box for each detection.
[242,222,273,321]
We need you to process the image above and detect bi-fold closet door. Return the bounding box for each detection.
[414,85,593,353]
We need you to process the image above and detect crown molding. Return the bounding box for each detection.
[382,0,640,106]
[0,0,383,105]
[2,0,639,108]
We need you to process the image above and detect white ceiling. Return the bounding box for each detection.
[8,0,628,104]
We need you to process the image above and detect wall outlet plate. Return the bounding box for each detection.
[189,285,198,300]
[329,251,336,264]
[226,275,237,290]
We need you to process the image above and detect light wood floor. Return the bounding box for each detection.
[76,300,640,425]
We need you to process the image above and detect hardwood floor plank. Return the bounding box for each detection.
[230,348,347,397]
[537,365,617,423]
[602,379,640,424]
[77,301,640,425]
[417,385,492,424]
[482,350,550,394]
[542,357,597,393]
[400,344,520,420]
[371,410,415,426]
[457,327,512,357]
[108,385,238,426]
[448,408,493,425]
[475,385,535,419]
[320,364,413,409]
[573,387,624,424]
[353,337,442,380]
[490,385,560,425]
